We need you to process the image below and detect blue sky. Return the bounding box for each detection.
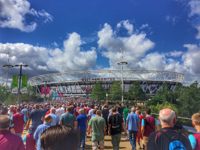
[0,0,200,83]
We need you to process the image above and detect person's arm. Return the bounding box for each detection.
[87,119,92,135]
[141,119,145,136]
[59,115,63,125]
[33,127,39,141]
[126,115,129,130]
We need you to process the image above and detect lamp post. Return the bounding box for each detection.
[2,64,14,87]
[14,64,28,103]
[14,64,29,95]
[117,61,128,103]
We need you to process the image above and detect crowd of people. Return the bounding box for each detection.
[0,100,200,150]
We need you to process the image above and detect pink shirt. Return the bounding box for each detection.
[0,130,25,150]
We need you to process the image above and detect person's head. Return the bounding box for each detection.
[0,115,10,130]
[96,110,101,116]
[66,107,72,113]
[131,107,136,112]
[112,107,117,113]
[41,125,79,150]
[159,108,176,128]
[44,115,52,124]
[145,108,151,115]
[50,107,56,114]
[79,108,84,114]
[192,113,200,127]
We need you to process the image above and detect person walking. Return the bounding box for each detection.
[0,115,25,150]
[147,108,192,150]
[108,107,124,150]
[88,110,106,150]
[76,108,88,149]
[126,107,140,150]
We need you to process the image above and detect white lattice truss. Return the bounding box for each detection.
[29,70,184,95]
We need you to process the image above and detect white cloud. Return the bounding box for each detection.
[47,32,97,72]
[0,0,53,32]
[188,0,200,39]
[166,50,184,57]
[140,24,149,30]
[0,32,97,78]
[117,20,134,35]
[165,15,178,25]
[189,0,200,16]
[195,25,200,39]
[183,44,200,74]
[138,53,166,70]
[98,22,155,68]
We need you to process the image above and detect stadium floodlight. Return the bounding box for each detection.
[117,61,128,103]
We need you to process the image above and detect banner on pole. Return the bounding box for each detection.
[21,75,28,93]
[11,75,18,93]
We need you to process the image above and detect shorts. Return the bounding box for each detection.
[92,140,104,150]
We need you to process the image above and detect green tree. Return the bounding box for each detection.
[109,81,122,101]
[0,85,9,103]
[150,83,175,104]
[178,82,200,117]
[128,82,146,101]
[90,82,106,101]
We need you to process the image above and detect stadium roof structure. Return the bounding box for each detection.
[29,69,184,86]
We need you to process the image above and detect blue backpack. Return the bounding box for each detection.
[168,140,186,150]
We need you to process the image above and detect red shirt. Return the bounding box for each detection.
[25,133,35,150]
[0,130,25,150]
[13,112,24,134]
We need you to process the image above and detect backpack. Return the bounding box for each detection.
[144,116,155,136]
[156,129,187,150]
[110,114,122,134]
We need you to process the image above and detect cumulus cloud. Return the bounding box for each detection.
[189,0,200,17]
[98,22,155,68]
[0,32,97,79]
[183,44,200,74]
[117,20,134,35]
[188,0,200,39]
[166,50,184,57]
[0,0,53,32]
[48,32,97,71]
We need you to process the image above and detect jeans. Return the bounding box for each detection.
[111,134,121,150]
[129,130,138,150]
[79,130,86,149]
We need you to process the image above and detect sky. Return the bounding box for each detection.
[0,0,200,84]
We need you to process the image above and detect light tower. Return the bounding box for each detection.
[117,49,128,103]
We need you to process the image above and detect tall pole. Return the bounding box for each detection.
[15,64,28,103]
[117,48,128,103]
[18,65,22,95]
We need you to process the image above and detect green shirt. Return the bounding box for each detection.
[60,112,75,127]
[123,108,129,120]
[88,116,106,142]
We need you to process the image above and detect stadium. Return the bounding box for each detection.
[28,70,184,99]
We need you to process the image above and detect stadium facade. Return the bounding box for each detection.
[29,70,184,99]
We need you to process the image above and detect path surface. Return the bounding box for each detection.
[85,135,141,150]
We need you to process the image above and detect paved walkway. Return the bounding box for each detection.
[85,135,141,150]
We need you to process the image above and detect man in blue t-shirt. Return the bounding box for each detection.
[77,108,88,150]
[126,107,139,150]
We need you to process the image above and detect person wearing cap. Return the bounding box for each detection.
[34,115,52,150]
[0,115,25,150]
